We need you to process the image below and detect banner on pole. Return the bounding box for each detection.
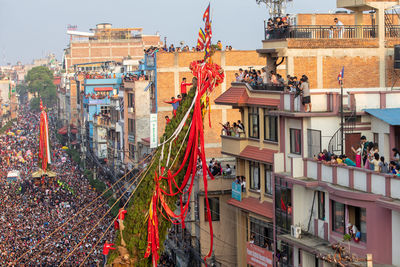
[150,113,158,148]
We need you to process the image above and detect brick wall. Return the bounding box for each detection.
[323,56,380,88]
[287,39,379,49]
[297,13,375,26]
[156,50,263,158]
[293,57,317,89]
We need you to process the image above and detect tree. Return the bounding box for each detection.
[25,66,57,109]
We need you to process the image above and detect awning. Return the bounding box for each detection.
[238,145,277,164]
[94,87,113,92]
[364,108,400,126]
[228,197,273,219]
[141,137,150,144]
[58,126,67,135]
[214,84,280,107]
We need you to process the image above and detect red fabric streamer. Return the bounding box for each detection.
[144,60,224,266]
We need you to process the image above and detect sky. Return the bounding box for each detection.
[0,0,337,65]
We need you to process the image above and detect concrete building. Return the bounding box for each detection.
[213,0,400,266]
[65,23,162,68]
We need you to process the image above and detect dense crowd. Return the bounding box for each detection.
[0,106,114,266]
[161,41,233,53]
[266,15,291,39]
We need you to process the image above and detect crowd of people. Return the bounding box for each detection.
[315,136,400,175]
[220,120,245,137]
[161,41,233,53]
[0,106,114,266]
[266,15,291,39]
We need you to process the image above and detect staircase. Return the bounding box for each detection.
[385,8,400,38]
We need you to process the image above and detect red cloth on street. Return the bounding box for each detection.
[103,242,116,255]
[180,82,192,94]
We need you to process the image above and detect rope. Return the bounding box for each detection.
[78,156,155,266]
[14,151,155,264]
[58,156,156,266]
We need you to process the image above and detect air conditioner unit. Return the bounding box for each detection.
[291,225,302,239]
[127,107,134,113]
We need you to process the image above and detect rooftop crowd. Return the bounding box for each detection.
[0,106,114,266]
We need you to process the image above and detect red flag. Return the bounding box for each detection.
[203,4,210,23]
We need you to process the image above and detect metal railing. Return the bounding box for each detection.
[264,23,378,40]
[250,83,285,91]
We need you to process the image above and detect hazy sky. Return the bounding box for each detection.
[0,0,337,65]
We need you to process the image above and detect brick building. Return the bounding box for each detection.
[156,50,266,159]
[65,23,162,69]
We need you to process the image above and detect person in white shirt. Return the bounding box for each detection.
[334,18,344,38]
[261,68,268,84]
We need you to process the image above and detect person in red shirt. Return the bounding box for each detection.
[180,77,192,97]
[103,241,116,266]
[165,116,170,125]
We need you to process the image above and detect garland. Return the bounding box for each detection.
[111,60,224,266]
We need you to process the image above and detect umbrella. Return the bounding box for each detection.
[62,146,68,150]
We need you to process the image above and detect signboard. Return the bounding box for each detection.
[150,113,157,148]
[246,242,273,267]
[232,182,242,201]
[89,99,107,105]
[128,134,135,143]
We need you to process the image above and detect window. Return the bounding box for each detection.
[373,133,379,144]
[275,177,292,233]
[249,161,260,191]
[129,144,135,159]
[332,201,345,234]
[290,128,301,155]
[332,201,367,242]
[100,106,110,115]
[318,191,325,220]
[128,118,135,134]
[264,164,272,195]
[204,197,220,221]
[307,129,321,158]
[250,217,273,250]
[264,110,278,142]
[128,93,134,108]
[248,107,259,139]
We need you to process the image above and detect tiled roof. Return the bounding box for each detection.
[214,85,280,107]
[228,197,273,219]
[214,86,248,106]
[239,145,277,164]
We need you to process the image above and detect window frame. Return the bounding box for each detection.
[332,200,345,234]
[249,161,260,191]
[248,107,260,139]
[264,164,273,195]
[264,109,278,142]
[317,191,325,220]
[128,118,135,135]
[204,197,220,221]
[290,128,302,155]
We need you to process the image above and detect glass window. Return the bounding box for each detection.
[274,177,292,233]
[332,201,345,234]
[290,128,301,155]
[204,197,220,221]
[128,118,135,134]
[318,191,325,220]
[307,129,321,158]
[249,161,260,191]
[128,93,135,108]
[129,144,135,159]
[360,208,367,243]
[248,107,259,139]
[264,164,272,195]
[250,217,273,250]
[264,109,278,142]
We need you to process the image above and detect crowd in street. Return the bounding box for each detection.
[316,136,400,175]
[0,106,114,266]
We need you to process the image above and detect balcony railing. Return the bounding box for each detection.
[264,24,377,40]
[250,83,285,91]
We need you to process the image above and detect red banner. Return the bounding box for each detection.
[246,242,273,267]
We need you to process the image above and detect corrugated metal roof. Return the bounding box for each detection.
[239,145,277,164]
[364,108,400,126]
[214,86,248,106]
[214,85,280,107]
[228,197,273,219]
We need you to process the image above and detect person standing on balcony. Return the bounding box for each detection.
[334,18,344,38]
[300,76,311,112]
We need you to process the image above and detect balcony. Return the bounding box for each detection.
[221,135,247,157]
[274,153,400,200]
[264,24,377,41]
